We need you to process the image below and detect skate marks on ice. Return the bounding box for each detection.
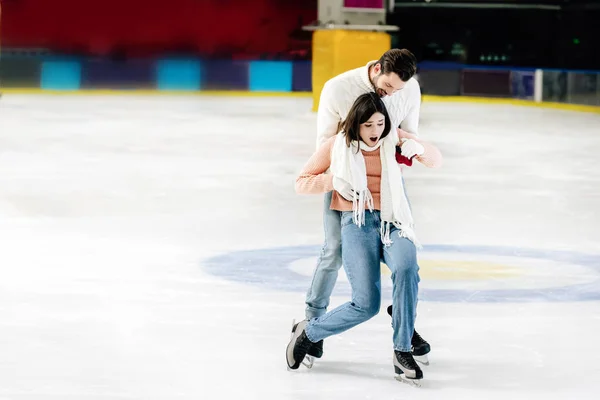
[280,326,590,395]
[282,349,532,392]
[281,316,539,391]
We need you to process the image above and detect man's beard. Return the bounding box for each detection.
[371,73,386,97]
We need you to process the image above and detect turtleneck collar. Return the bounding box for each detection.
[359,60,378,93]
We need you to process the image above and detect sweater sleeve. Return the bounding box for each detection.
[315,81,342,149]
[397,128,443,169]
[398,79,422,136]
[296,137,335,194]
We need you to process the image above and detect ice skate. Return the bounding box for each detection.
[286,319,314,370]
[411,329,431,366]
[302,339,323,368]
[393,350,423,387]
[387,305,431,365]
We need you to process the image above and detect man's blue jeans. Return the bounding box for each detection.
[304,191,342,319]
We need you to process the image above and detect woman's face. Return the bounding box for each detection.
[359,112,386,146]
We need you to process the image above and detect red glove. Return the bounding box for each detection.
[395,147,413,166]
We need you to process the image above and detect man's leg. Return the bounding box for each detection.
[305,191,342,320]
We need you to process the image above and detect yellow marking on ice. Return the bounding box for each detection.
[380,260,522,280]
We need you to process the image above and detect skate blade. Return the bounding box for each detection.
[302,355,314,369]
[394,374,422,388]
[414,354,429,366]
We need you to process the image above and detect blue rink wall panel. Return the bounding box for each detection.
[202,60,250,91]
[156,59,203,90]
[292,61,312,92]
[81,59,155,89]
[40,60,82,90]
[248,61,293,92]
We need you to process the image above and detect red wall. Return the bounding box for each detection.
[1,0,316,58]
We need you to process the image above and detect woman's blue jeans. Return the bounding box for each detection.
[305,210,420,352]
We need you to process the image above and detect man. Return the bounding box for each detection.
[303,48,441,367]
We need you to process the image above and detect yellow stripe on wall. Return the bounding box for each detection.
[423,95,600,114]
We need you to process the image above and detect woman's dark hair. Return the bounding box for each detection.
[340,92,392,150]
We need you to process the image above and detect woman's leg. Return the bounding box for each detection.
[304,211,382,343]
[381,231,420,352]
[381,229,423,382]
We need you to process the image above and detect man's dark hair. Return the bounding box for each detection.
[377,49,417,82]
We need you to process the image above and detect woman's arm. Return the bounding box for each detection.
[295,137,335,194]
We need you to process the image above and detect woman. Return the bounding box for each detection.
[286,92,441,385]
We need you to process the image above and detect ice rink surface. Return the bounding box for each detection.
[1,94,599,399]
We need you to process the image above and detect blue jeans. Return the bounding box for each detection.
[305,180,412,320]
[304,191,342,319]
[304,210,420,352]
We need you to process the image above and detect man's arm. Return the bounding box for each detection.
[395,79,442,168]
[315,82,342,149]
[398,79,422,136]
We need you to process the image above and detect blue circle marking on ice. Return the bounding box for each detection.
[202,244,600,302]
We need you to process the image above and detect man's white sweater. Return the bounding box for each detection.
[316,60,421,149]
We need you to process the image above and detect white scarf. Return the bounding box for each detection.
[330,132,421,248]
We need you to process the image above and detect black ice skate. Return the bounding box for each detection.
[387,305,431,365]
[393,350,423,387]
[411,330,431,365]
[286,319,315,370]
[303,339,324,368]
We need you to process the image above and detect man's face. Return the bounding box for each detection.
[371,64,406,97]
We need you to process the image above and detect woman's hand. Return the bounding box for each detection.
[333,177,355,201]
[400,139,425,159]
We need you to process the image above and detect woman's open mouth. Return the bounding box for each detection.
[369,136,379,143]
